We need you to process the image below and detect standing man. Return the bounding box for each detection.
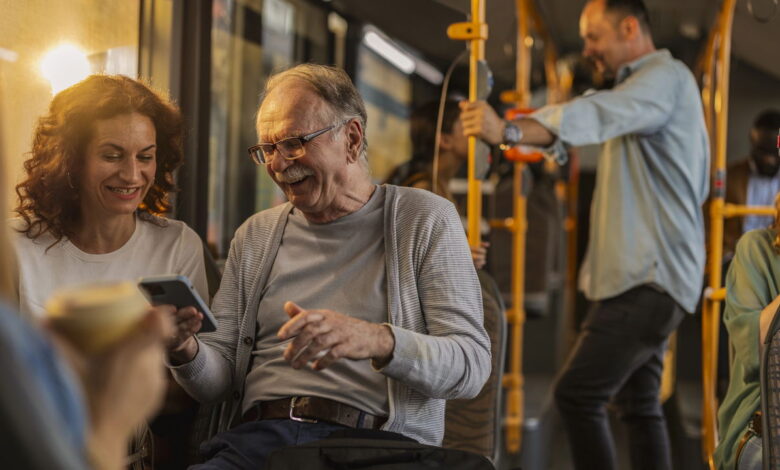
[168,64,490,470]
[460,0,709,468]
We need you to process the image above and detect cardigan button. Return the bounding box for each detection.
[243,336,253,346]
[233,391,241,400]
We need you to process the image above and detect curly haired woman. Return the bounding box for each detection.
[12,74,207,318]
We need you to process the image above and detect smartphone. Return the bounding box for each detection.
[138,275,218,333]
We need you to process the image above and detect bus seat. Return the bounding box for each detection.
[443,270,508,464]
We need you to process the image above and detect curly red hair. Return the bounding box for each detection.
[15,75,183,243]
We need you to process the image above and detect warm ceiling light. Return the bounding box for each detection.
[40,44,90,95]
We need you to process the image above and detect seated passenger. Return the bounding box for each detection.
[12,74,208,318]
[385,99,488,269]
[0,133,173,469]
[715,192,780,470]
[385,99,467,201]
[167,63,491,469]
[723,109,780,262]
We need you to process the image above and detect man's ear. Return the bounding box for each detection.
[619,15,640,40]
[439,132,454,151]
[344,119,364,163]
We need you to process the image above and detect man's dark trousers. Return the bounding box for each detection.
[191,419,347,470]
[554,285,685,470]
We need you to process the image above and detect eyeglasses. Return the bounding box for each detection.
[248,120,349,165]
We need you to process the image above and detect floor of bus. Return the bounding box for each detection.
[496,302,708,470]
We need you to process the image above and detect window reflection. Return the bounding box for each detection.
[207,0,329,258]
[0,0,139,212]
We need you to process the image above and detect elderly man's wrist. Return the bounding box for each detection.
[371,324,395,368]
[169,337,199,366]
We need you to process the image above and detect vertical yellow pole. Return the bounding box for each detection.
[466,0,485,248]
[501,0,533,454]
[701,1,736,467]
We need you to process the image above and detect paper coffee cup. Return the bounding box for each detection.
[46,281,150,352]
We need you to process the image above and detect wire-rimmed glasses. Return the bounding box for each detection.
[248,120,349,165]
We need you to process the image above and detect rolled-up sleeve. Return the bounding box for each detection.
[532,58,681,147]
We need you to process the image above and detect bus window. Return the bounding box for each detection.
[0,0,140,213]
[208,0,330,258]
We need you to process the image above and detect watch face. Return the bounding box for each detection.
[504,123,521,145]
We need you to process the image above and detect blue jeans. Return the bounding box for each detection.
[554,285,684,470]
[737,434,762,470]
[190,419,348,470]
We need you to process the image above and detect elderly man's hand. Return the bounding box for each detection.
[459,100,504,146]
[166,305,203,365]
[277,301,395,370]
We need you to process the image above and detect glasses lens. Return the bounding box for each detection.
[248,147,265,164]
[260,144,276,158]
[278,138,305,159]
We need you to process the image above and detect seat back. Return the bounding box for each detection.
[761,305,780,470]
[443,270,508,464]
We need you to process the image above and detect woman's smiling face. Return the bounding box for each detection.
[78,112,157,220]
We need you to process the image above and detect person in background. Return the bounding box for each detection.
[715,191,780,470]
[12,74,208,318]
[385,99,488,269]
[460,0,709,468]
[723,109,780,261]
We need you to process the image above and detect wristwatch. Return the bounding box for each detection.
[500,121,523,150]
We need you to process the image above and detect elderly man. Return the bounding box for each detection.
[168,64,490,469]
[461,0,708,469]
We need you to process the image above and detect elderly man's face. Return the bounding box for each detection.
[580,0,632,79]
[257,81,352,219]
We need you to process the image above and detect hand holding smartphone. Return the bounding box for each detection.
[138,275,218,333]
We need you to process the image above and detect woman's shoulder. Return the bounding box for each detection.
[731,228,780,271]
[6,218,58,249]
[137,214,201,245]
[735,228,776,255]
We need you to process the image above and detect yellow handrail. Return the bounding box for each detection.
[491,0,562,454]
[701,0,737,467]
[447,0,488,249]
[722,204,775,218]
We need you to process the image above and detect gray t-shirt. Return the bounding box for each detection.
[242,185,389,416]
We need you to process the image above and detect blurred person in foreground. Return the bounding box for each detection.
[460,0,708,468]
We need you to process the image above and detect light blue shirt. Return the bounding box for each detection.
[532,50,710,312]
[0,302,88,468]
[743,163,780,233]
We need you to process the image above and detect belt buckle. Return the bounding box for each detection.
[289,397,318,423]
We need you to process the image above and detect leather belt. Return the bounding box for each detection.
[241,397,387,430]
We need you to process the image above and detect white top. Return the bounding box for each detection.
[11,215,209,319]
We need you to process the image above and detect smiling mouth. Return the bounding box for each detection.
[107,186,141,196]
[286,175,309,186]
